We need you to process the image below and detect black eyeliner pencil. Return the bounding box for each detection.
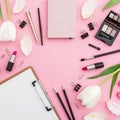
[88,44,101,51]
[53,88,72,120]
[37,8,43,45]
[81,49,120,61]
[62,87,75,120]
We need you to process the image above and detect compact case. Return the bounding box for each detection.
[95,11,120,46]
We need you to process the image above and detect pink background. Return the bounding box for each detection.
[0,0,120,119]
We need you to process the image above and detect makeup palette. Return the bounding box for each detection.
[95,11,120,46]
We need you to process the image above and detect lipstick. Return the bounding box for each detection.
[6,51,17,71]
[82,62,104,70]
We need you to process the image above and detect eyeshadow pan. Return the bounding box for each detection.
[102,24,108,32]
[111,29,116,37]
[106,27,112,34]
[109,13,114,18]
[113,15,118,21]
[118,17,120,23]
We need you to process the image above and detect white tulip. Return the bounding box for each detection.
[77,85,101,108]
[0,21,16,42]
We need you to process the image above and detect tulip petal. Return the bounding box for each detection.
[107,101,120,116]
[82,0,98,19]
[20,35,33,56]
[84,111,106,120]
[13,0,26,13]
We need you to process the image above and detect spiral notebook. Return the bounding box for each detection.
[0,67,60,120]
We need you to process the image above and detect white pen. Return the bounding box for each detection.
[26,11,39,44]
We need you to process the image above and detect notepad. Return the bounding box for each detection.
[48,0,76,38]
[0,67,60,120]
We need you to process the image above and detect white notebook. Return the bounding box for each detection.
[48,0,76,38]
[0,67,60,120]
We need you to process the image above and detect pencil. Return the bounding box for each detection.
[62,87,75,120]
[37,8,43,45]
[26,11,39,44]
[88,44,101,51]
[80,49,120,61]
[53,88,72,120]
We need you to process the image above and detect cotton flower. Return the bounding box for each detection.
[77,85,101,108]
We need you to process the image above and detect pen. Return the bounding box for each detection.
[26,11,39,44]
[62,87,75,120]
[53,88,72,120]
[37,8,43,45]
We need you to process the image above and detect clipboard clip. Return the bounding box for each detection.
[32,81,52,111]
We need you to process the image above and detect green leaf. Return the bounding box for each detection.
[88,64,120,79]
[103,0,120,10]
[5,0,11,20]
[0,3,3,20]
[98,73,114,87]
[110,72,119,99]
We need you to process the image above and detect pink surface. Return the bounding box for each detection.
[0,0,120,119]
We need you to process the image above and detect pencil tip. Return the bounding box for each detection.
[61,86,64,89]
[80,58,85,61]
[53,88,57,93]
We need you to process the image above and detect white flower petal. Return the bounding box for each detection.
[20,35,33,56]
[82,0,98,19]
[13,0,26,13]
[84,111,106,120]
[0,21,16,41]
[107,101,120,116]
[77,85,101,108]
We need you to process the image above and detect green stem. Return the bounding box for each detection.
[0,3,3,21]
[98,73,114,87]
[98,68,120,87]
[5,0,11,20]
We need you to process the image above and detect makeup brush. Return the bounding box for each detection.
[81,49,120,61]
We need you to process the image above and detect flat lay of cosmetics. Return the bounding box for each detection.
[0,0,120,120]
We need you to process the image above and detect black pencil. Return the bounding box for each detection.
[53,88,72,120]
[62,87,75,120]
[37,8,43,45]
[81,49,120,61]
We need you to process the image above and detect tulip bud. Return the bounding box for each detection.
[0,21,16,42]
[77,85,101,108]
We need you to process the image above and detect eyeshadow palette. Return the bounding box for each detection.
[95,11,120,46]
